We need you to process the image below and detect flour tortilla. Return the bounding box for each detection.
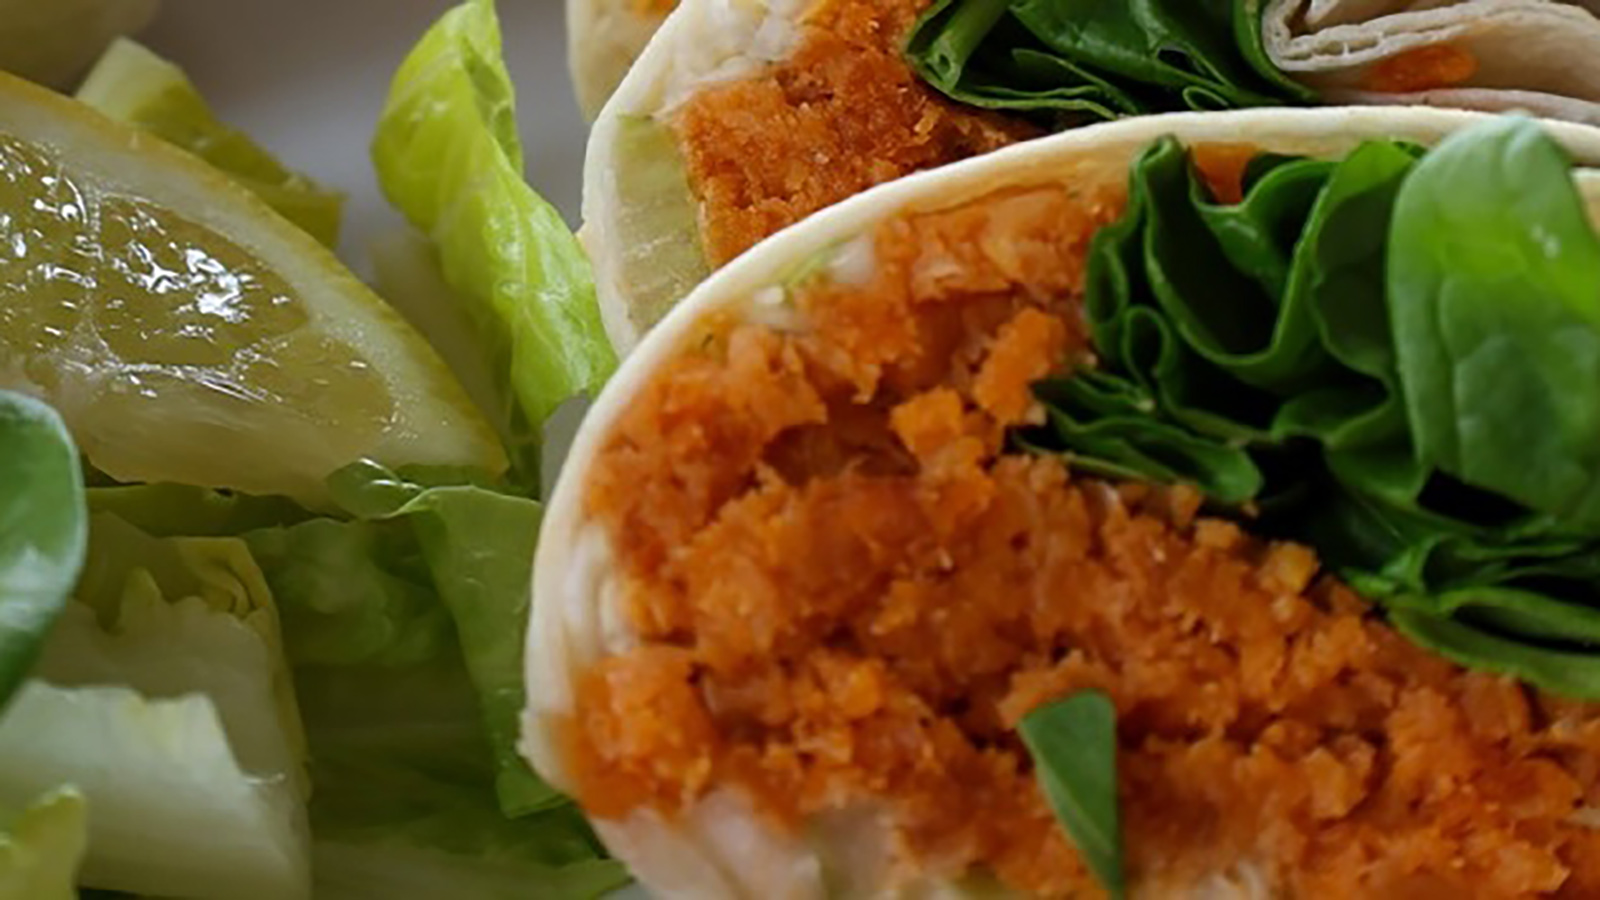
[525,106,1600,900]
[1262,0,1600,124]
[567,0,670,120]
[579,0,1600,354]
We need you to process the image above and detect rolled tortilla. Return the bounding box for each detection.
[567,0,672,120]
[527,106,1600,899]
[1262,0,1600,124]
[580,0,1600,354]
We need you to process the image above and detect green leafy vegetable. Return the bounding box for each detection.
[0,511,313,897]
[1028,117,1600,700]
[0,788,86,900]
[297,658,625,899]
[905,0,1310,128]
[87,482,309,538]
[1389,116,1600,529]
[246,517,456,669]
[0,682,309,899]
[0,391,86,709]
[325,460,558,816]
[373,0,616,479]
[1017,691,1124,900]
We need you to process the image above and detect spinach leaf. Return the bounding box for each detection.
[1389,116,1600,530]
[1389,608,1600,699]
[1018,690,1125,900]
[0,391,87,708]
[905,0,1310,126]
[1026,117,1600,700]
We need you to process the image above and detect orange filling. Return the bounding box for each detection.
[1361,44,1479,94]
[672,0,1038,266]
[633,0,677,16]
[574,167,1600,897]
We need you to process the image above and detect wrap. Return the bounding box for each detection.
[525,106,1600,898]
[579,0,1600,353]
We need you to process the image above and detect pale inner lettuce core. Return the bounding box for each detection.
[0,134,390,498]
[0,787,86,900]
[0,682,305,900]
[0,513,309,898]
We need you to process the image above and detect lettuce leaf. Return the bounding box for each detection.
[0,682,308,899]
[325,460,558,815]
[49,513,308,791]
[0,511,313,897]
[232,461,619,892]
[246,517,456,670]
[372,0,617,480]
[87,482,309,538]
[0,788,86,900]
[295,660,625,899]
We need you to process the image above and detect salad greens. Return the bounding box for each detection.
[373,0,618,478]
[0,682,308,899]
[905,0,1309,128]
[1389,119,1600,529]
[1025,116,1600,699]
[0,0,629,896]
[0,787,86,900]
[0,391,86,710]
[1018,691,1124,900]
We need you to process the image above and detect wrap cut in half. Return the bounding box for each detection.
[580,0,1600,354]
[525,106,1600,899]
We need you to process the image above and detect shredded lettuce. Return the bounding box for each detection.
[372,0,617,479]
[0,788,86,900]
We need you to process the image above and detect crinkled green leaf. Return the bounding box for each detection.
[373,0,616,482]
[246,517,455,669]
[1034,119,1600,702]
[905,0,1311,127]
[87,482,309,538]
[61,513,308,787]
[291,600,623,898]
[327,460,558,816]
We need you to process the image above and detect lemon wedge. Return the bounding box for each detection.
[0,70,504,503]
[75,38,344,248]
